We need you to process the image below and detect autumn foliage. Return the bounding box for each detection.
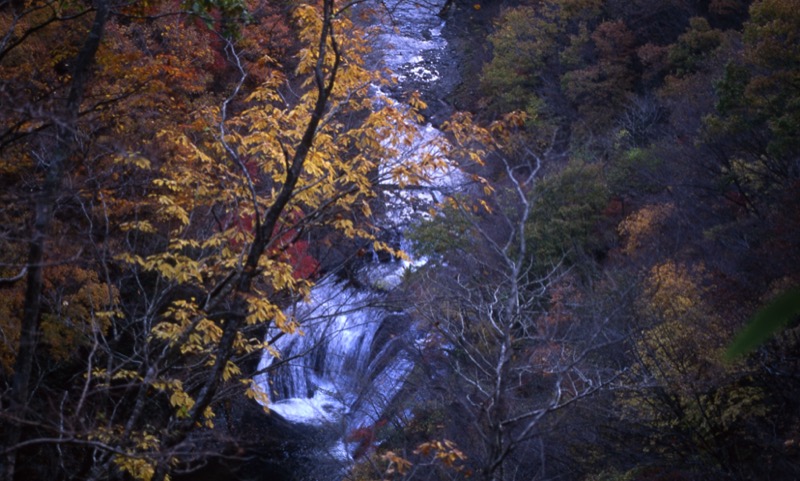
[2,0,800,480]
[357,1,800,480]
[0,0,441,479]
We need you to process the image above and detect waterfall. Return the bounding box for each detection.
[256,277,417,428]
[254,0,459,460]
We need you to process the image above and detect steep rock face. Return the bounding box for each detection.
[439,0,506,116]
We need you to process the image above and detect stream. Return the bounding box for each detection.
[253,0,462,478]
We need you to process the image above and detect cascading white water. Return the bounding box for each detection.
[255,0,460,457]
[256,277,417,428]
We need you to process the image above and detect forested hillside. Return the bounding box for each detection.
[352,0,800,480]
[1,0,798,480]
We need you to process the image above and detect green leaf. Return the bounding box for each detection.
[725,287,800,360]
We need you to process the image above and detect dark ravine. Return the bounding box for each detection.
[182,2,500,480]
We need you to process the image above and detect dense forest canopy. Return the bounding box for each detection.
[1,0,799,480]
[390,1,800,479]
